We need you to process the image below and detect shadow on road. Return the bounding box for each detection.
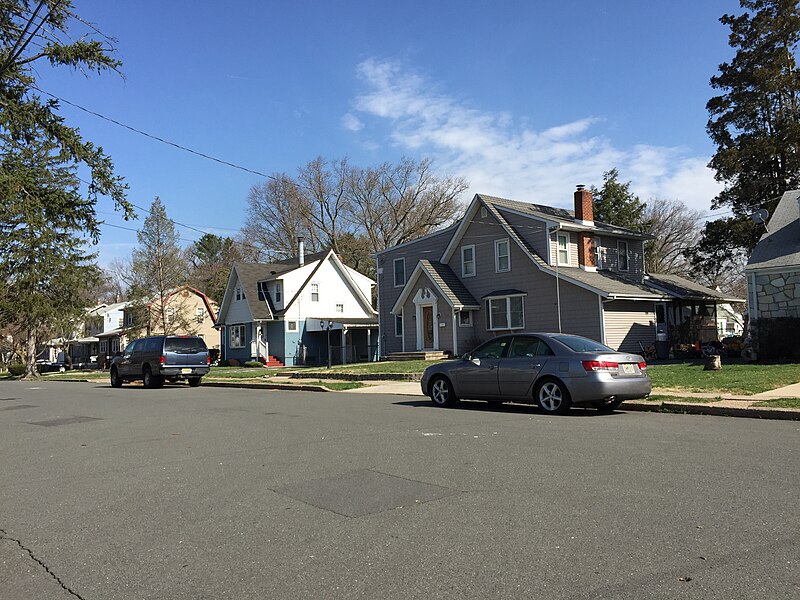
[392,399,623,417]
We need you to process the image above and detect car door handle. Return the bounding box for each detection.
[532,363,542,368]
[488,366,496,370]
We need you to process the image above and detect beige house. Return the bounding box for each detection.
[116,286,220,351]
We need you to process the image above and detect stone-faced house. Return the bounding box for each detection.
[745,189,800,357]
[377,186,740,358]
[216,246,377,366]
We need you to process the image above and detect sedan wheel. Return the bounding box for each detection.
[536,379,571,415]
[430,376,457,407]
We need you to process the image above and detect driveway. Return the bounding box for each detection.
[1,381,798,599]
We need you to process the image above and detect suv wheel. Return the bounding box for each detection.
[110,367,123,388]
[143,367,163,389]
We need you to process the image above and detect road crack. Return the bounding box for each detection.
[0,528,86,599]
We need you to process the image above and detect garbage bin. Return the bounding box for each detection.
[655,333,669,360]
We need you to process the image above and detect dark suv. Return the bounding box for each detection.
[110,335,210,388]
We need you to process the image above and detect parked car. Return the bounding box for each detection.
[420,333,651,414]
[110,335,210,388]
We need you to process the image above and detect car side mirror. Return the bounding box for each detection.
[462,353,471,361]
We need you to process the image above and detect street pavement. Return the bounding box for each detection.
[0,381,798,599]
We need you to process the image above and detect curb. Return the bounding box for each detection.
[622,401,800,421]
[203,381,329,393]
[290,372,421,381]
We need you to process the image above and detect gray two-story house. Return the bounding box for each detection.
[377,186,739,357]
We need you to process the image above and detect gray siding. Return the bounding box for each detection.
[603,300,655,352]
[498,209,549,259]
[377,229,453,355]
[444,211,602,346]
[595,235,645,280]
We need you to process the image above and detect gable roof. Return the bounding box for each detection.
[391,260,480,314]
[220,250,376,324]
[746,189,800,271]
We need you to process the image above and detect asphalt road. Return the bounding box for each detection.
[0,381,798,600]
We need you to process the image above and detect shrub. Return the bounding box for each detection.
[243,361,263,368]
[7,363,25,377]
[753,317,800,360]
[227,359,240,367]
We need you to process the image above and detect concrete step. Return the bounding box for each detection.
[387,351,449,361]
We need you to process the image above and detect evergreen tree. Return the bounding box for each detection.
[692,0,800,277]
[128,198,188,335]
[0,134,102,377]
[589,168,647,229]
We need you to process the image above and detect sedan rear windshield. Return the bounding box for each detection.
[552,335,613,353]
[165,337,207,353]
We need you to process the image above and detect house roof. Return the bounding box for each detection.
[644,273,744,303]
[479,194,653,239]
[391,260,480,314]
[746,189,800,271]
[557,268,668,300]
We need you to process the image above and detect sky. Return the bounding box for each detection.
[34,0,739,267]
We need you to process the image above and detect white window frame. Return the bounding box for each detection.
[165,306,176,322]
[557,233,570,266]
[458,311,472,327]
[229,324,246,348]
[494,239,510,273]
[486,295,525,331]
[275,282,282,303]
[236,287,242,301]
[195,307,204,323]
[311,282,319,302]
[287,321,298,332]
[594,236,604,269]
[335,303,344,313]
[393,258,406,288]
[618,240,629,271]
[394,314,403,337]
[461,245,476,278]
[125,313,133,326]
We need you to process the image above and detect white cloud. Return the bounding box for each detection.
[341,113,364,132]
[352,58,721,214]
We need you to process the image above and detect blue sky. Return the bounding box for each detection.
[36,1,736,267]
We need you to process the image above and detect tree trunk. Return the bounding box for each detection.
[23,327,38,379]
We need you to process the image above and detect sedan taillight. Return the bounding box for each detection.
[582,360,619,372]
[638,361,647,370]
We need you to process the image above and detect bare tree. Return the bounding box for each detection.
[643,199,704,274]
[241,175,320,261]
[296,157,354,254]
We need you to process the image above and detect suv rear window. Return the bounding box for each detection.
[164,337,207,353]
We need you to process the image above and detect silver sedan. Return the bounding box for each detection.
[420,333,651,414]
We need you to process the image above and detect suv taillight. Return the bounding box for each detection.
[582,360,619,372]
[206,355,211,365]
[160,355,166,365]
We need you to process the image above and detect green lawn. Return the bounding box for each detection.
[207,367,272,379]
[643,394,718,404]
[647,362,800,395]
[751,398,800,409]
[42,370,107,381]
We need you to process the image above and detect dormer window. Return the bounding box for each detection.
[618,240,629,271]
[461,245,476,277]
[557,234,569,266]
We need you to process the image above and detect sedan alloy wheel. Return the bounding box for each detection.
[536,380,571,415]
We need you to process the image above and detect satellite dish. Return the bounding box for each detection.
[750,209,769,225]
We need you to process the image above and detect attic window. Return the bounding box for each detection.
[480,207,488,218]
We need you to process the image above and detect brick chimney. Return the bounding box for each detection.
[574,184,594,225]
[574,185,596,271]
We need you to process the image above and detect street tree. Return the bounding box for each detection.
[589,168,647,229]
[693,0,800,275]
[0,134,102,377]
[128,198,189,335]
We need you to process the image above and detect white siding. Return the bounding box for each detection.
[224,272,253,324]
[603,300,655,352]
[284,256,374,321]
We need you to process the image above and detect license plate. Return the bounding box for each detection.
[181,368,192,374]
[622,364,635,374]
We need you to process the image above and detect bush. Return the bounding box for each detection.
[7,363,25,377]
[753,317,800,360]
[243,361,264,368]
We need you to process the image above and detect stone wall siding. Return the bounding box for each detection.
[755,270,800,318]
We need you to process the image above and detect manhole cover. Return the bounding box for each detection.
[273,469,459,517]
[0,404,37,411]
[27,416,103,427]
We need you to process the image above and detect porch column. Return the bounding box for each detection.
[452,310,458,356]
[367,328,372,362]
[341,327,348,365]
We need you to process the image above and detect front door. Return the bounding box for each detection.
[422,306,434,349]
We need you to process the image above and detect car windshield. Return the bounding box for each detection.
[552,335,613,353]
[165,337,207,353]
